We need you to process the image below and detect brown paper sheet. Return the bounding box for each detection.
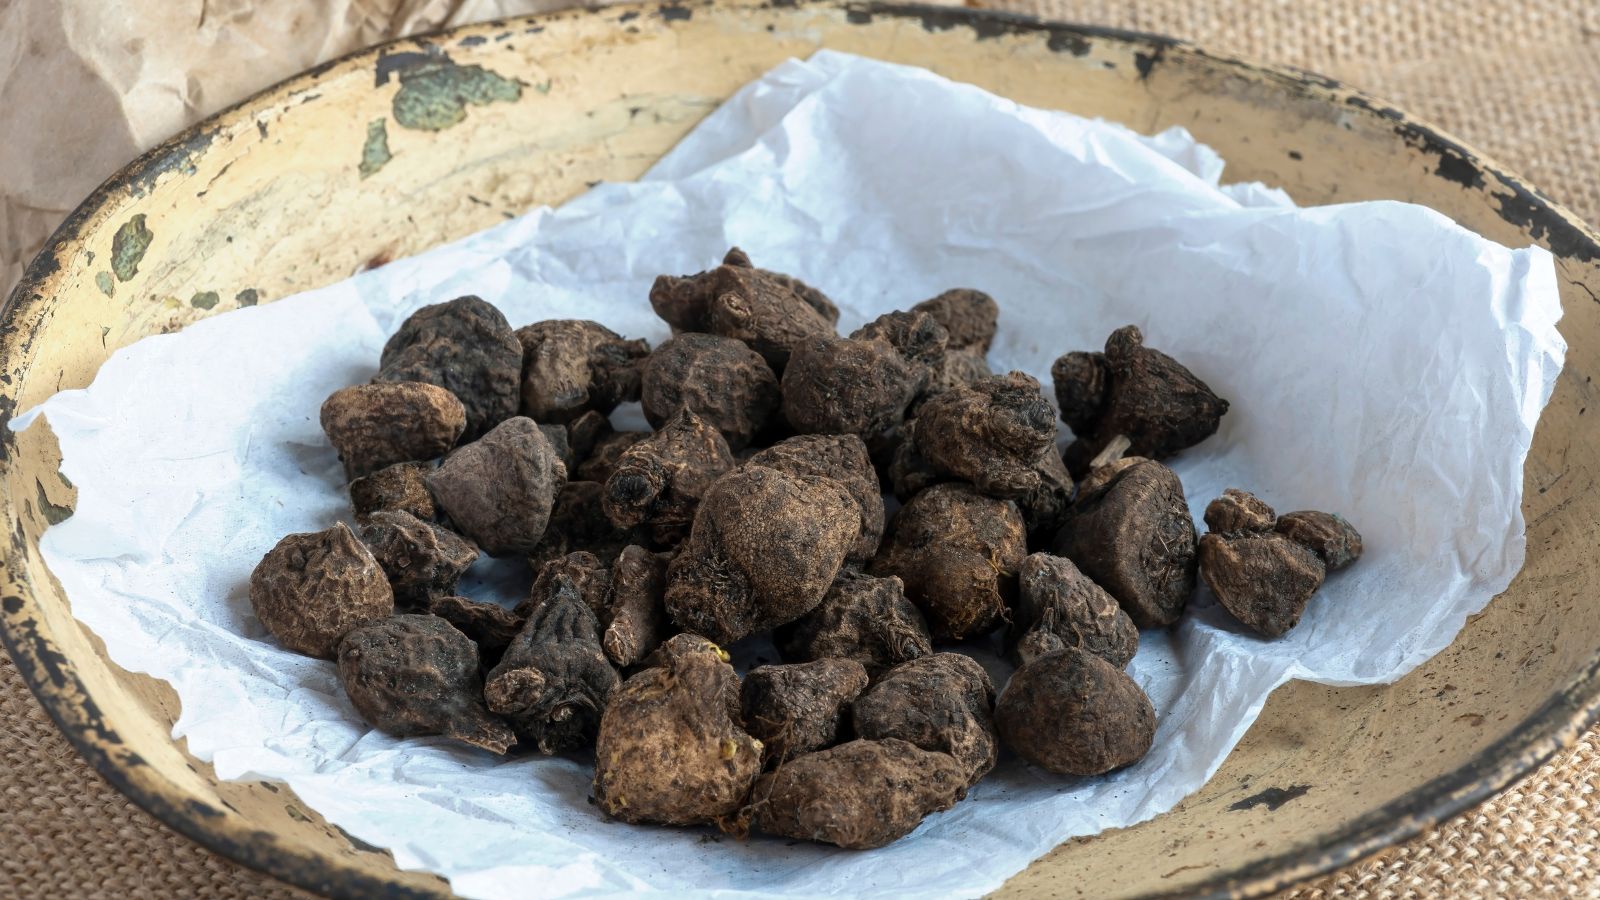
[0,0,601,302]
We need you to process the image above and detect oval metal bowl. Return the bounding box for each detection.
[3,1,1598,897]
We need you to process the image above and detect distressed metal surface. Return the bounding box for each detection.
[1,1,1598,898]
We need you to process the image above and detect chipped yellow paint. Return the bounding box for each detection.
[1,2,1598,899]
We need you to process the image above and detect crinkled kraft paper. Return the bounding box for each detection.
[0,0,610,305]
[16,52,1565,899]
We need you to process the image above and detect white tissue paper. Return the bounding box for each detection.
[18,51,1565,898]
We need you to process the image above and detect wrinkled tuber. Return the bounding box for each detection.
[911,288,999,354]
[320,382,466,480]
[781,336,921,440]
[425,594,524,668]
[870,483,1026,641]
[747,434,885,564]
[1275,509,1363,571]
[515,319,648,424]
[1008,553,1138,668]
[747,739,966,849]
[640,332,780,450]
[665,465,857,644]
[249,523,394,659]
[426,416,568,557]
[1052,325,1229,476]
[601,544,671,668]
[648,249,837,371]
[376,296,522,440]
[910,372,1057,498]
[485,574,620,754]
[593,634,762,826]
[774,570,933,677]
[338,614,514,754]
[740,658,868,765]
[852,653,998,787]
[359,510,478,609]
[1199,532,1326,638]
[602,408,733,545]
[1053,458,1196,628]
[996,647,1155,776]
[349,461,437,523]
[1204,487,1276,535]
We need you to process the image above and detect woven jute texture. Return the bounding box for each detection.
[2,1,1597,897]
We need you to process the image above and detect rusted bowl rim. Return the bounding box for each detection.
[3,2,1598,898]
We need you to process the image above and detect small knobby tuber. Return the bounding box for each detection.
[720,247,841,325]
[1196,490,1362,637]
[249,523,394,659]
[320,382,466,480]
[746,738,967,849]
[851,653,998,787]
[648,249,837,371]
[337,614,514,754]
[774,571,932,677]
[911,288,999,354]
[1018,446,1076,544]
[665,465,858,645]
[1199,532,1326,638]
[593,634,763,826]
[747,434,886,564]
[566,409,614,464]
[996,647,1155,776]
[1275,509,1363,571]
[426,416,568,557]
[574,430,649,484]
[640,332,780,450]
[602,408,734,545]
[515,319,648,424]
[601,544,671,668]
[376,295,523,440]
[484,574,620,754]
[1204,487,1276,535]
[520,551,612,619]
[359,510,479,609]
[849,309,950,396]
[781,335,921,441]
[1053,458,1196,628]
[1052,325,1229,476]
[425,595,524,668]
[740,658,868,766]
[870,483,1026,641]
[349,462,437,523]
[923,349,995,406]
[910,372,1057,498]
[529,481,640,568]
[1008,553,1138,668]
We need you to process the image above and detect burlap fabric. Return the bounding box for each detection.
[2,1,1596,896]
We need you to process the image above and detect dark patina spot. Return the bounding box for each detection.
[1229,783,1311,812]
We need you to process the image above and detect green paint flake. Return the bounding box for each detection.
[58,470,74,490]
[95,271,115,297]
[534,79,552,95]
[359,118,393,178]
[191,291,220,310]
[111,214,153,282]
[392,61,522,131]
[236,288,260,307]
